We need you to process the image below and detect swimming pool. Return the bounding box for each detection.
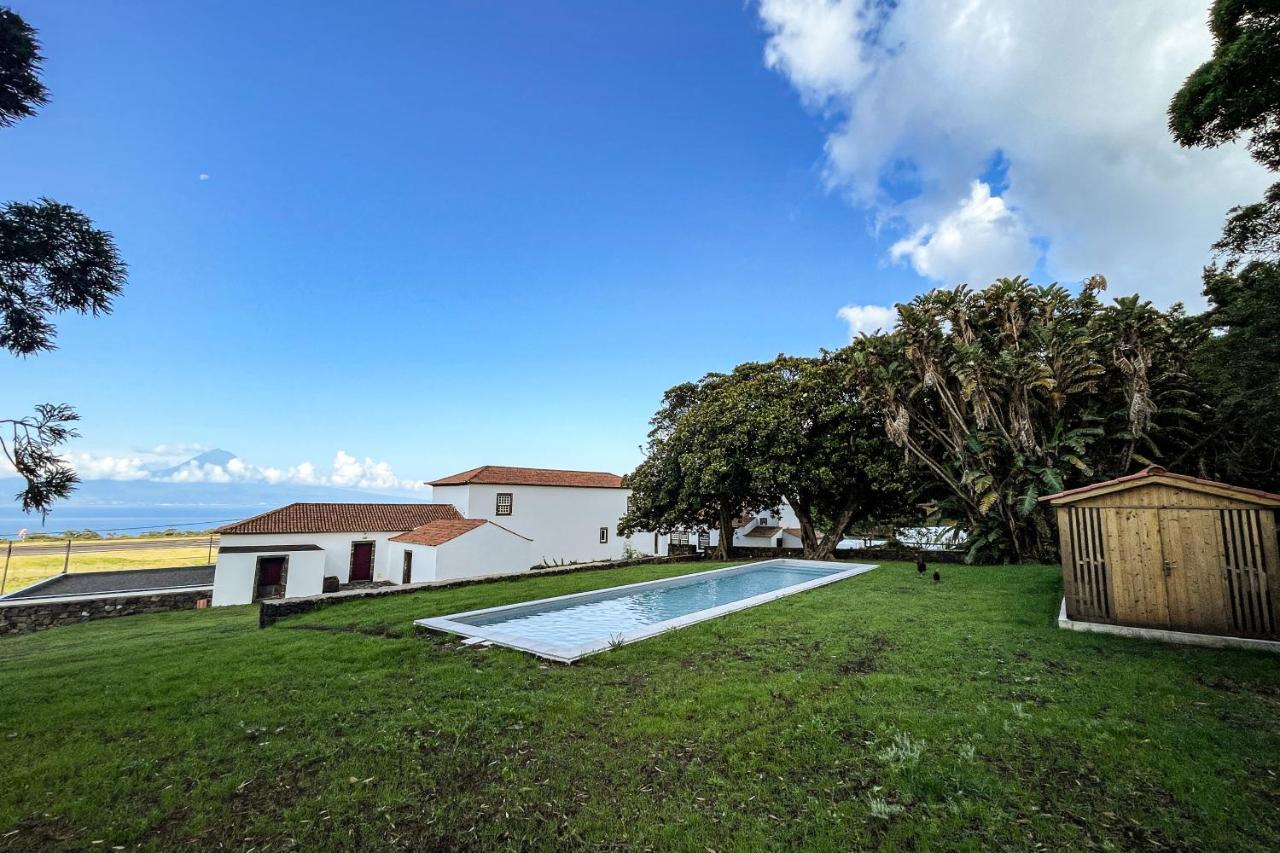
[415,559,876,662]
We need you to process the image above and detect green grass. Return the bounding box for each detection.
[1,561,1277,850]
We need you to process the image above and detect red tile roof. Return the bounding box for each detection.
[427,465,624,489]
[216,503,462,535]
[1039,465,1280,506]
[390,518,531,546]
[745,525,783,539]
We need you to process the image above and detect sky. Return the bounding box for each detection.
[0,0,1269,494]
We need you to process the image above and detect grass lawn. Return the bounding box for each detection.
[1,561,1277,851]
[0,543,215,594]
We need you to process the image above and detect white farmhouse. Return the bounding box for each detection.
[427,465,662,565]
[211,503,464,605]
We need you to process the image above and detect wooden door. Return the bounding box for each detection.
[1100,507,1170,628]
[402,550,413,585]
[1157,509,1230,634]
[350,542,374,582]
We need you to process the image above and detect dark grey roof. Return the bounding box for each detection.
[218,544,323,554]
[1,565,214,601]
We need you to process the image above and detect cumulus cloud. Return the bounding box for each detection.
[836,303,896,339]
[889,181,1039,284]
[757,0,1271,304]
[41,448,427,492]
[65,452,151,481]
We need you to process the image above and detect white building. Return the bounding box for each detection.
[211,503,465,605]
[386,518,532,584]
[427,465,663,565]
[211,466,667,606]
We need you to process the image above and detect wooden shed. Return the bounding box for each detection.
[1041,466,1279,640]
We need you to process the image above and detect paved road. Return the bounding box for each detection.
[1,537,219,556]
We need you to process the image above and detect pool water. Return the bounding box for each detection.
[416,559,876,661]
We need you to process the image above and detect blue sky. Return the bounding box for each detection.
[0,1,1266,492]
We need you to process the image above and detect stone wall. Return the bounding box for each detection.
[0,589,209,636]
[260,551,707,628]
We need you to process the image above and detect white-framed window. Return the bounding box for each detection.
[670,531,690,546]
[496,492,513,516]
[698,531,710,549]
[758,516,769,526]
[599,527,609,544]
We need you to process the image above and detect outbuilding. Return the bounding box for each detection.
[1041,466,1279,642]
[387,518,532,584]
[211,502,463,605]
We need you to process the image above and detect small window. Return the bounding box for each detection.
[599,527,609,544]
[758,516,769,526]
[496,492,513,516]
[626,495,635,512]
[698,531,710,549]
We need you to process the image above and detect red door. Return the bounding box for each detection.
[350,542,374,582]
[257,556,286,599]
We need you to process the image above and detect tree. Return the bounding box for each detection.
[1188,261,1280,488]
[1169,0,1280,260]
[0,8,127,515]
[724,354,919,559]
[846,277,1200,563]
[620,376,777,560]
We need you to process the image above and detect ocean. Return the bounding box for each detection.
[0,504,272,537]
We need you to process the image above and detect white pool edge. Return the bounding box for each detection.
[415,559,877,662]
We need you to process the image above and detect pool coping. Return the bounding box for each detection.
[415,558,877,662]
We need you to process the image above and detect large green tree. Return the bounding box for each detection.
[1169,0,1280,259]
[0,8,126,515]
[1187,261,1280,488]
[846,277,1201,563]
[619,376,777,560]
[723,353,919,559]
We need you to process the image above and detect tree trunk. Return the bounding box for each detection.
[714,504,735,561]
[792,501,823,559]
[814,507,856,560]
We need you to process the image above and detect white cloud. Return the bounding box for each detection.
[198,173,210,181]
[65,452,150,481]
[46,448,427,492]
[757,0,1271,304]
[889,181,1039,284]
[836,303,896,339]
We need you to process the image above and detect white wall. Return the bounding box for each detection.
[385,522,533,584]
[431,484,664,564]
[211,548,327,606]
[211,531,403,606]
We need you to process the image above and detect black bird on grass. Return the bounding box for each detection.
[916,554,927,577]
[932,569,941,583]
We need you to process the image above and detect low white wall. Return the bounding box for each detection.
[216,532,401,584]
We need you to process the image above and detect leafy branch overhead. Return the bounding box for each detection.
[0,7,127,515]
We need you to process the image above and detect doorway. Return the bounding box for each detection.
[402,550,413,585]
[255,556,287,600]
[350,541,374,582]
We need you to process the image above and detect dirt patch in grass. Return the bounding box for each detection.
[836,633,892,675]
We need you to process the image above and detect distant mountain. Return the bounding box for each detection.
[151,448,238,478]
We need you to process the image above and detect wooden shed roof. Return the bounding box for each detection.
[1039,466,1280,508]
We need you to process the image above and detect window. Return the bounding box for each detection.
[758,516,769,526]
[698,531,710,549]
[496,492,513,516]
[626,495,635,513]
[599,527,609,544]
[402,550,413,585]
[670,531,690,546]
